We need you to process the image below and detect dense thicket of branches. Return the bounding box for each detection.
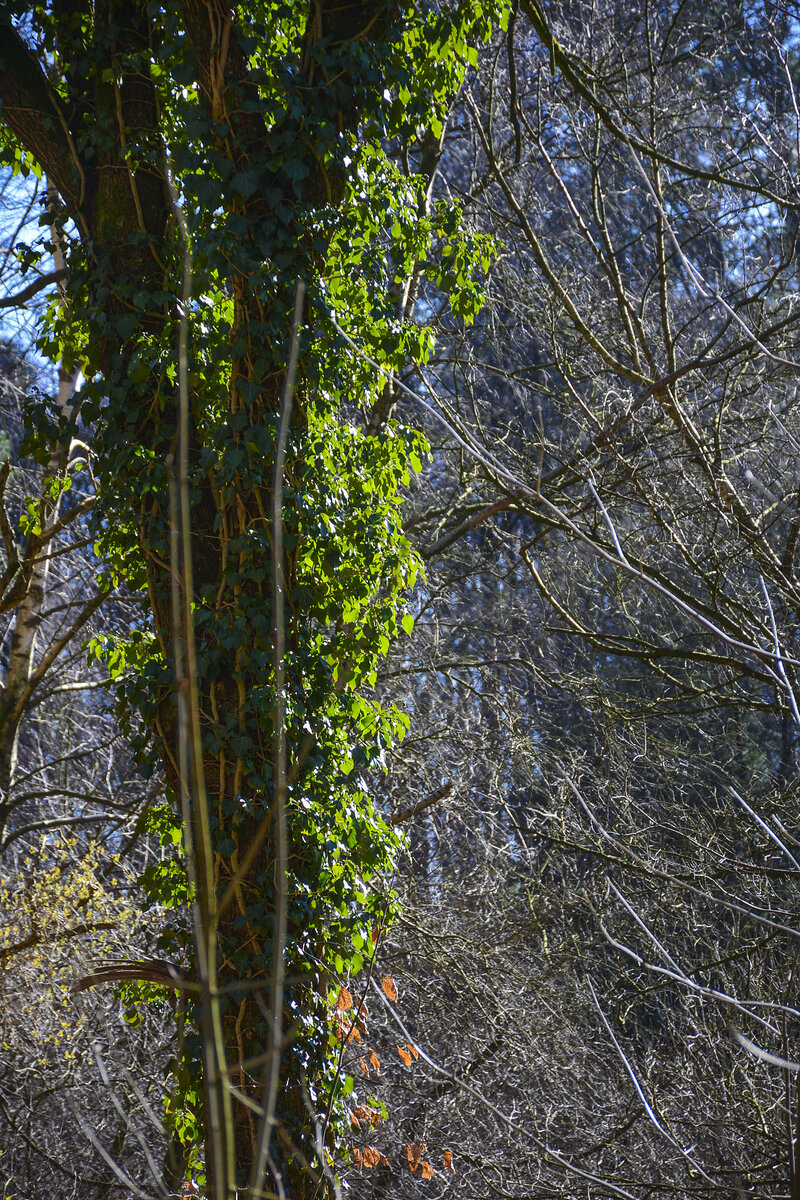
[350,3,800,1198]
[3,1,800,1199]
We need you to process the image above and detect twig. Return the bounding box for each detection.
[731,1028,800,1073]
[247,278,305,1200]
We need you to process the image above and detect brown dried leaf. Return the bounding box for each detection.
[359,1057,369,1076]
[349,1110,360,1129]
[406,1141,425,1173]
[346,1024,362,1044]
[442,1149,455,1173]
[420,1161,434,1180]
[353,996,369,1024]
[381,975,398,1001]
[352,1105,379,1125]
[336,987,353,1011]
[397,1045,412,1066]
[353,1147,363,1171]
[371,927,380,945]
[369,1049,381,1075]
[363,1147,381,1168]
[407,1042,419,1060]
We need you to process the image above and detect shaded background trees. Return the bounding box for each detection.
[348,2,800,1197]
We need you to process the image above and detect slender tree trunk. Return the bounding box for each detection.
[0,316,78,835]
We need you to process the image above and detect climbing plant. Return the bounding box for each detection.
[0,1,506,1195]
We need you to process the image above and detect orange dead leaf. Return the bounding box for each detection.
[407,1042,419,1060]
[381,975,398,1001]
[369,1049,381,1075]
[349,1110,360,1129]
[353,1147,363,1171]
[347,1024,362,1044]
[336,987,353,1011]
[363,1147,382,1168]
[371,927,380,945]
[352,1104,381,1126]
[406,1141,425,1174]
[442,1149,455,1173]
[359,1057,369,1076]
[353,996,369,1024]
[397,1045,413,1066]
[420,1161,434,1180]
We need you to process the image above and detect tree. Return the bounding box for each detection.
[0,2,505,1196]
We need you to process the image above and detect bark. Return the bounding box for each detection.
[0,22,82,217]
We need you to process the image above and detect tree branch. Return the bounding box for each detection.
[0,19,83,213]
[393,783,453,823]
[0,268,67,309]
